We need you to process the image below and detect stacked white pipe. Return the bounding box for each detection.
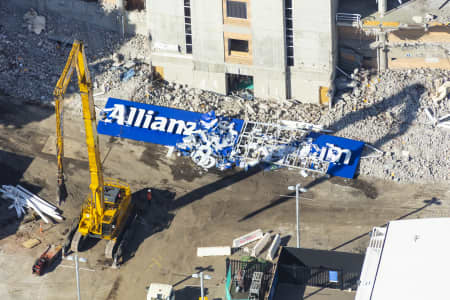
[0,185,63,223]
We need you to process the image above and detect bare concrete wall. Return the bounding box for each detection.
[251,0,287,100]
[150,0,337,104]
[191,0,224,64]
[289,0,337,103]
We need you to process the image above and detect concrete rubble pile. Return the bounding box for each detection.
[330,68,450,182]
[0,6,149,105]
[0,185,63,223]
[0,5,448,183]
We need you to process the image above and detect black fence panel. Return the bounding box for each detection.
[226,258,274,300]
[277,264,359,290]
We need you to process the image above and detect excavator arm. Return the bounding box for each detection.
[53,41,104,228]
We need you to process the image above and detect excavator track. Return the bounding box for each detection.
[71,231,83,253]
[110,214,138,265]
[105,239,117,259]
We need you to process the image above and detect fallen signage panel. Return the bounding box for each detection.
[197,246,232,257]
[97,98,244,147]
[233,229,264,248]
[307,132,365,179]
[97,98,364,179]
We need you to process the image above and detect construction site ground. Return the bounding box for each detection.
[0,95,449,300]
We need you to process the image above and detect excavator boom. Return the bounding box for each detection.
[54,41,104,229]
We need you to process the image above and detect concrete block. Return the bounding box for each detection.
[22,238,41,249]
[266,234,281,261]
[251,233,271,257]
[232,229,263,248]
[197,246,231,257]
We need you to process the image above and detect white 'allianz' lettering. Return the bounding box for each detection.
[104,104,197,135]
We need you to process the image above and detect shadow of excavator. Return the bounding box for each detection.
[118,188,176,265]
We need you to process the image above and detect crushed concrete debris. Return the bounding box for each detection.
[23,9,45,35]
[0,5,448,183]
[0,185,63,223]
[433,81,450,103]
[331,68,450,183]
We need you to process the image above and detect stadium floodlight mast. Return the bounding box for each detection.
[192,272,212,300]
[288,184,308,248]
[64,254,87,300]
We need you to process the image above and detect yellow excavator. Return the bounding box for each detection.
[54,41,136,261]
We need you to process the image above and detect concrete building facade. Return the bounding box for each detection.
[4,0,338,104]
[149,0,338,104]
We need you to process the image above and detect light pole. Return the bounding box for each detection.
[192,272,212,300]
[288,184,307,248]
[64,254,87,300]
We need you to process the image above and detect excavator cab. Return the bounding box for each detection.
[71,180,134,260]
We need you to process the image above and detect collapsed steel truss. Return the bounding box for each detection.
[232,120,330,175]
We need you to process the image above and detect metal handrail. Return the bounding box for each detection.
[336,13,361,25]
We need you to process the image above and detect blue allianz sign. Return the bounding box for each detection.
[97,98,244,146]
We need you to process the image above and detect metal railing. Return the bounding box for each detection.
[336,13,361,26]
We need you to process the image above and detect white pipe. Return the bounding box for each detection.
[25,198,49,223]
[17,185,57,209]
[16,193,56,214]
[16,185,57,210]
[29,200,63,221]
[21,193,63,221]
[2,187,61,221]
[14,188,58,214]
[10,187,60,221]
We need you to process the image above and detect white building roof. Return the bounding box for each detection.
[147,283,173,300]
[356,218,450,300]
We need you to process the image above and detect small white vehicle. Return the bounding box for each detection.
[146,283,175,300]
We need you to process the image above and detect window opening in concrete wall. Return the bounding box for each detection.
[224,32,252,64]
[284,0,294,66]
[226,74,253,99]
[227,0,247,19]
[184,0,193,54]
[229,39,249,55]
[223,0,250,25]
[125,0,145,11]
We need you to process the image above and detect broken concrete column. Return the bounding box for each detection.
[266,234,281,261]
[378,0,387,17]
[251,233,271,257]
[378,32,388,72]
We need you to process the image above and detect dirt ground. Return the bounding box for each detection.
[0,96,449,300]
